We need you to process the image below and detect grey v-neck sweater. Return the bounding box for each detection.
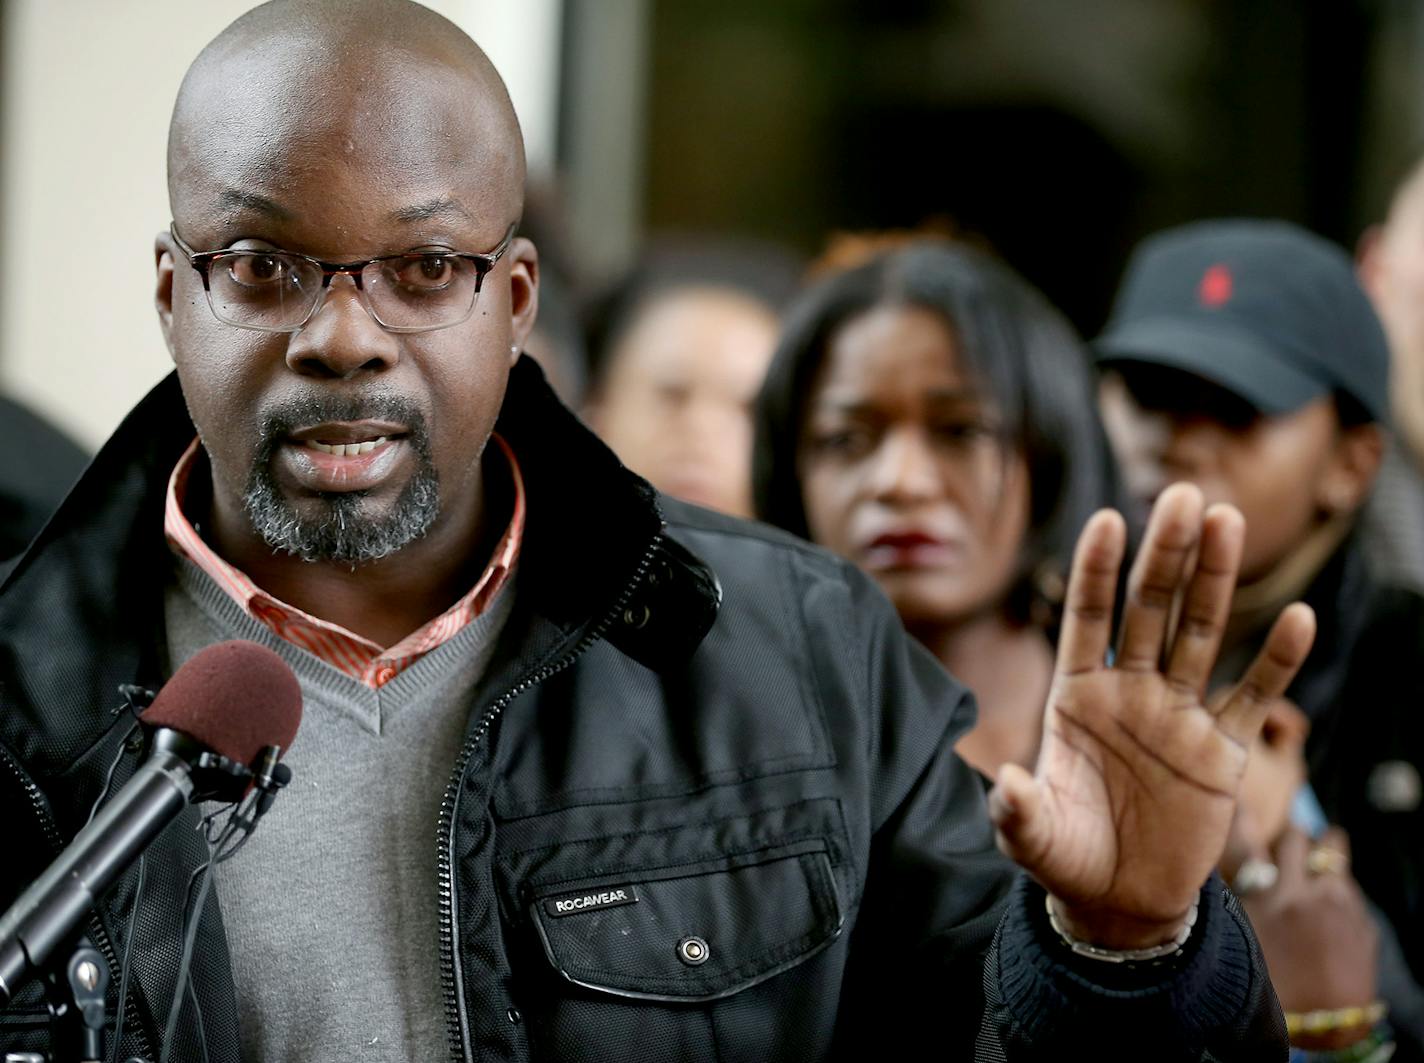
[165,557,516,1063]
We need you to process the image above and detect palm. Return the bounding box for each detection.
[1030,671,1245,921]
[989,485,1316,944]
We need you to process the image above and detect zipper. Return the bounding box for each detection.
[437,530,663,1062]
[0,742,158,1063]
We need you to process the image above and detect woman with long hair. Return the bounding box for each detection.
[753,239,1117,775]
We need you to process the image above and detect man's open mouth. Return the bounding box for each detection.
[286,419,409,458]
[304,436,388,457]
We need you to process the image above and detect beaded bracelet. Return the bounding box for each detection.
[1285,1001,1388,1038]
[1044,894,1197,963]
[1287,1024,1395,1063]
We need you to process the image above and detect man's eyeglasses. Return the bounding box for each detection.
[168,221,519,334]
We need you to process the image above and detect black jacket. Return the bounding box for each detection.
[0,394,89,563]
[0,360,1284,1061]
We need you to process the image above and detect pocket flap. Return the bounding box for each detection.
[530,841,843,1003]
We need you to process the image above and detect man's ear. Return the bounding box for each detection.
[155,233,177,360]
[1318,421,1385,517]
[507,237,539,364]
[1357,224,1386,300]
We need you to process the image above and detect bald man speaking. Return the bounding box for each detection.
[0,3,1313,1060]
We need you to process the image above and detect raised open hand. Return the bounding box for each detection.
[988,483,1317,949]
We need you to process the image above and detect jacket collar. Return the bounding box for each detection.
[0,356,719,783]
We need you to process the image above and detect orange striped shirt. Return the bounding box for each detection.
[165,434,524,688]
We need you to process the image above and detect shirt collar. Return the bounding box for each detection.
[164,434,525,687]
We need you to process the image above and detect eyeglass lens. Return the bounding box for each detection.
[206,251,485,331]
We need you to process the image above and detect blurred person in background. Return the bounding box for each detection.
[752,239,1117,777]
[523,261,587,406]
[582,240,801,518]
[517,187,590,407]
[1096,218,1424,1061]
[0,394,88,564]
[1227,695,1424,1060]
[1357,156,1424,591]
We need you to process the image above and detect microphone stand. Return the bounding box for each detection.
[2,742,292,1063]
[45,937,107,1063]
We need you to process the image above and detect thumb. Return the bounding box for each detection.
[988,763,1052,868]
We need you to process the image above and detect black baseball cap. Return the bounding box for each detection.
[1094,219,1390,423]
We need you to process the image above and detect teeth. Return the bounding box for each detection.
[305,436,387,457]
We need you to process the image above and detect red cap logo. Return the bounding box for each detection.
[1198,264,1233,307]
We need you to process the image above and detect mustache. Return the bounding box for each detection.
[253,393,432,460]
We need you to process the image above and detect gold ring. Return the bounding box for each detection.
[1306,845,1349,876]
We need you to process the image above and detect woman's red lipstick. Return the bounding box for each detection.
[860,530,958,571]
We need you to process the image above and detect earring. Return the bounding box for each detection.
[511,344,519,356]
[1029,562,1067,630]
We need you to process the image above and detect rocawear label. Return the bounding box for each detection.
[544,884,640,917]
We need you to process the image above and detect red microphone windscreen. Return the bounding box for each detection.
[141,641,302,766]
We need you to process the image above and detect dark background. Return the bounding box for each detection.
[606,0,1417,334]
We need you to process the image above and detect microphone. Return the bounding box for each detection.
[0,640,302,1004]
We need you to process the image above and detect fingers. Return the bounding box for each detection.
[1116,484,1204,673]
[1163,505,1244,697]
[1213,603,1317,745]
[1272,825,1358,897]
[1054,509,1127,676]
[1221,806,1266,883]
[987,763,1051,868]
[1269,824,1311,893]
[1305,826,1352,878]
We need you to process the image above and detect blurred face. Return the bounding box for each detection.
[1362,172,1424,465]
[1099,366,1339,583]
[590,288,777,517]
[156,44,535,565]
[798,303,1030,630]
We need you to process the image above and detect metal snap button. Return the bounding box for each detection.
[623,603,651,629]
[677,936,710,966]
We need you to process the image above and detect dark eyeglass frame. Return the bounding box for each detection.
[168,220,520,334]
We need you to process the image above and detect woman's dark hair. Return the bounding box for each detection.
[752,239,1119,626]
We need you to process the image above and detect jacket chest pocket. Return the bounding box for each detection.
[496,800,853,1060]
[531,839,841,1002]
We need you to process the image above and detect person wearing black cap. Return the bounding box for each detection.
[1097,218,1424,1061]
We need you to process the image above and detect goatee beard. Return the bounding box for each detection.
[242,394,440,564]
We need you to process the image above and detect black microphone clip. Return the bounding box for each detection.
[230,745,292,838]
[115,683,156,720]
[148,728,251,803]
[251,745,293,815]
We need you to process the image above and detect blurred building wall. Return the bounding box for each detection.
[0,0,564,450]
[640,0,1424,335]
